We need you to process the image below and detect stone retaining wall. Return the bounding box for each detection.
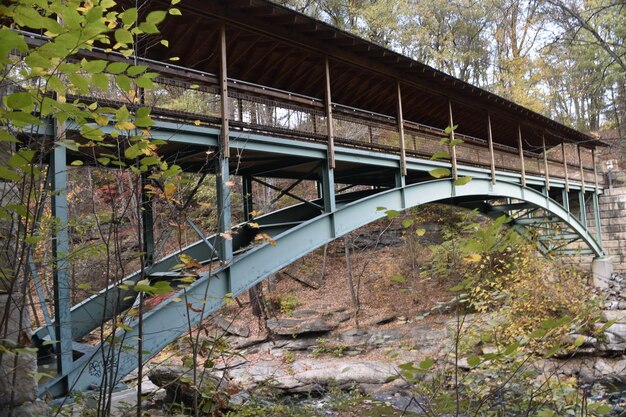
[592,187,626,273]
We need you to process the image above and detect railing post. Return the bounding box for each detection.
[517,124,526,187]
[592,148,599,195]
[448,98,458,181]
[577,145,586,193]
[487,112,496,185]
[562,142,569,193]
[542,133,550,193]
[51,124,73,382]
[324,57,335,169]
[396,81,407,176]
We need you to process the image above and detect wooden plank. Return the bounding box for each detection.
[396,81,407,176]
[324,56,335,168]
[562,142,569,192]
[448,99,458,181]
[517,124,526,187]
[219,23,230,158]
[542,133,550,191]
[487,112,496,184]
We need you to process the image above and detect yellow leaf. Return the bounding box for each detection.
[95,115,109,126]
[415,228,426,237]
[464,253,482,263]
[163,182,177,200]
[115,121,135,130]
[248,222,260,229]
[194,120,201,126]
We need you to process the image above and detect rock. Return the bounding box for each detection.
[603,310,626,323]
[603,322,626,342]
[282,336,320,351]
[267,318,336,336]
[2,400,51,417]
[0,294,38,411]
[290,309,320,318]
[230,335,268,350]
[335,311,351,323]
[215,316,250,338]
[364,314,396,326]
[148,366,229,408]
[563,334,597,348]
[359,378,410,396]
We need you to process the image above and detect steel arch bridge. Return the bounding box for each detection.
[13,0,608,399]
[34,120,605,397]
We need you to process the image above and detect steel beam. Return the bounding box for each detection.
[216,157,233,263]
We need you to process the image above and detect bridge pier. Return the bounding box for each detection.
[592,256,614,290]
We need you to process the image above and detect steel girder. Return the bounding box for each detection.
[38,177,603,397]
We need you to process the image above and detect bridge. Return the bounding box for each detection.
[16,0,609,398]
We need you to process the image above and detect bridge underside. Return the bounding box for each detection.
[33,120,604,398]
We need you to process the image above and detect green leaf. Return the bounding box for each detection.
[70,160,83,166]
[134,75,154,89]
[401,219,413,228]
[169,7,182,15]
[91,73,110,90]
[390,274,406,284]
[119,7,138,26]
[115,74,132,92]
[0,167,20,181]
[68,73,89,94]
[82,59,108,74]
[529,329,546,339]
[0,131,20,144]
[429,167,450,179]
[127,65,147,76]
[430,151,450,160]
[450,138,464,147]
[467,355,481,367]
[115,29,134,45]
[0,29,28,64]
[146,10,167,25]
[107,61,129,74]
[418,358,434,370]
[573,335,586,347]
[454,176,472,186]
[385,209,400,220]
[6,92,33,110]
[160,39,169,47]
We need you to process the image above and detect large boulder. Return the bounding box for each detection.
[266,318,336,336]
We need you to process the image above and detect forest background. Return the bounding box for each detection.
[277,0,625,147]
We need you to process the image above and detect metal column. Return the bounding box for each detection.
[50,134,73,381]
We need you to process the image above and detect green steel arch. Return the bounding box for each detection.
[38,177,603,396]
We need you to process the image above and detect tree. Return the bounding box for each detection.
[0,0,178,414]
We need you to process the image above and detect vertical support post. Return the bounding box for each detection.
[592,148,599,195]
[487,112,496,184]
[448,98,458,181]
[578,190,587,227]
[217,23,233,264]
[396,81,407,176]
[561,142,569,192]
[216,158,233,263]
[321,162,336,214]
[219,23,230,158]
[242,176,253,220]
[517,124,526,187]
[577,145,586,193]
[542,133,550,193]
[562,188,570,211]
[592,190,603,244]
[50,127,73,379]
[324,57,335,169]
[141,174,154,266]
